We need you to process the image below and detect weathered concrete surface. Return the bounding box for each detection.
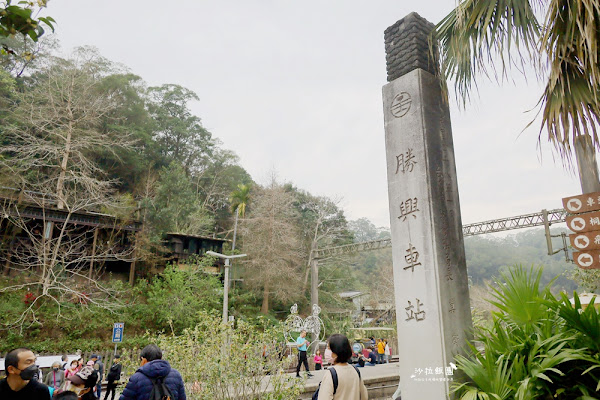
[382,33,472,400]
[384,12,437,82]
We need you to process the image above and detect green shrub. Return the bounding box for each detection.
[153,311,302,400]
[453,265,600,400]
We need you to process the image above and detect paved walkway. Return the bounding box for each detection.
[297,362,400,399]
[298,361,400,384]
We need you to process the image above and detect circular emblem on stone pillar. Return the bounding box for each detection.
[391,92,412,118]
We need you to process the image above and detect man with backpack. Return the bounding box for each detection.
[119,344,186,400]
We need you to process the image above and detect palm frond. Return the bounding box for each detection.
[230,183,251,216]
[434,0,542,105]
[540,0,600,162]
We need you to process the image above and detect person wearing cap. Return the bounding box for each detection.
[104,355,121,400]
[44,361,65,391]
[90,354,104,399]
[0,347,49,400]
[63,365,99,400]
[119,344,186,400]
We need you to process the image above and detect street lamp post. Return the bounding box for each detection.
[206,250,247,324]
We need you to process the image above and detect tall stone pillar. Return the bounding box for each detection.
[383,13,472,399]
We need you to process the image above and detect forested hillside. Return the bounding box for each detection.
[464,228,576,291]
[0,34,595,352]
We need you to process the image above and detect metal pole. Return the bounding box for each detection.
[222,258,230,325]
[310,258,319,349]
[310,259,318,310]
[222,207,239,324]
[114,343,117,357]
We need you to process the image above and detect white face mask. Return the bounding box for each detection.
[324,348,334,364]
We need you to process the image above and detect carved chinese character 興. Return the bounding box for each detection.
[395,148,417,174]
[404,243,422,271]
[398,197,419,221]
[405,298,426,322]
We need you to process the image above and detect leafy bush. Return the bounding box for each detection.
[453,265,600,400]
[145,263,222,334]
[153,311,303,400]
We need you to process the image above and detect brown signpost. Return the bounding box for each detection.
[564,192,600,269]
[566,212,600,233]
[563,192,600,214]
[573,250,600,269]
[569,231,600,251]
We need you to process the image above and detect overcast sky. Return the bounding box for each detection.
[45,0,582,228]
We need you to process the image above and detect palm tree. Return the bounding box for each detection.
[435,0,600,165]
[228,183,251,275]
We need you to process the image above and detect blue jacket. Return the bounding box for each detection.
[119,359,186,400]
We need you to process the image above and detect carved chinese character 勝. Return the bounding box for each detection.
[395,148,417,174]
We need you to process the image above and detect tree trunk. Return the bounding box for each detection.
[575,135,600,193]
[261,283,269,314]
[56,121,74,210]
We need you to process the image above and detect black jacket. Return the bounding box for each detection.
[106,362,122,382]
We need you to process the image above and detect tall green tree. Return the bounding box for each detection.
[229,183,251,250]
[147,84,215,173]
[435,0,600,161]
[145,163,214,238]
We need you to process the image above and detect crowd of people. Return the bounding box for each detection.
[0,345,185,400]
[296,333,393,399]
[1,333,390,400]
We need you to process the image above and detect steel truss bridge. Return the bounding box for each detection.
[313,208,568,260]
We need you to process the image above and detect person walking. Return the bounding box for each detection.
[376,339,385,364]
[119,344,186,400]
[0,347,50,400]
[91,355,104,399]
[44,361,65,392]
[295,330,313,378]
[103,355,122,400]
[384,340,391,364]
[317,334,368,399]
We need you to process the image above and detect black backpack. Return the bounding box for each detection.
[149,376,174,400]
[312,366,361,400]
